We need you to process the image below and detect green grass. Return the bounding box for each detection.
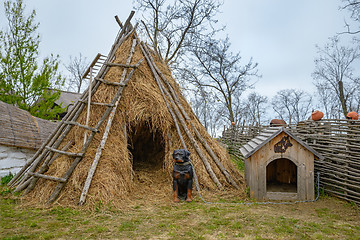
[0,185,359,239]
[230,154,245,171]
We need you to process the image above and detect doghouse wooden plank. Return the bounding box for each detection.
[243,144,253,153]
[257,135,268,141]
[243,128,317,201]
[252,138,263,145]
[247,140,259,149]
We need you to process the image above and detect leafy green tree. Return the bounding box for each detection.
[0,0,64,119]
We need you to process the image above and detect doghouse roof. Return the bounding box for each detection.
[240,127,324,160]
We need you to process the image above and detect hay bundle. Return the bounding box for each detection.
[16,18,244,208]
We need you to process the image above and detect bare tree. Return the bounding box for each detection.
[65,53,88,93]
[271,89,313,124]
[181,36,259,124]
[242,92,268,125]
[134,0,222,65]
[314,81,342,118]
[341,0,360,35]
[190,87,222,137]
[312,36,360,117]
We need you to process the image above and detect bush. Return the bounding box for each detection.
[1,172,14,186]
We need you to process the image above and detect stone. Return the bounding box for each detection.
[8,151,27,160]
[0,152,8,159]
[0,159,26,169]
[0,169,19,177]
[0,145,9,153]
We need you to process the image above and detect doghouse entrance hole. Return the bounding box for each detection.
[266,158,297,193]
[128,122,165,171]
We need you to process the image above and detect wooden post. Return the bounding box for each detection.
[84,66,93,145]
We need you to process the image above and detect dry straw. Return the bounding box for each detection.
[23,31,245,209]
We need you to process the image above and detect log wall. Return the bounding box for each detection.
[221,119,360,205]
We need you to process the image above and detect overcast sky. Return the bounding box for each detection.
[0,0,356,99]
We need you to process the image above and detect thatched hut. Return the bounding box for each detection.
[10,13,244,207]
[0,101,57,177]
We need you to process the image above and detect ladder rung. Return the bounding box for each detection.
[104,62,138,68]
[95,78,127,86]
[28,172,67,182]
[79,100,114,107]
[45,146,84,157]
[64,121,100,133]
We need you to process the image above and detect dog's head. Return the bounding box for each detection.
[172,149,191,163]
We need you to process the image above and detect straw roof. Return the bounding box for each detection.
[0,100,58,150]
[55,90,81,111]
[11,13,245,208]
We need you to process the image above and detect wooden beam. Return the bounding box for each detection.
[115,15,123,28]
[45,146,84,157]
[95,77,127,86]
[103,62,139,68]
[64,121,100,133]
[28,172,67,183]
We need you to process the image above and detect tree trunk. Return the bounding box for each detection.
[338,80,348,117]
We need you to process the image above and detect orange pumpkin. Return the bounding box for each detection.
[347,111,359,120]
[270,119,286,126]
[311,110,324,121]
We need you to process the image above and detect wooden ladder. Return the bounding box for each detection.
[24,54,141,204]
[10,12,140,204]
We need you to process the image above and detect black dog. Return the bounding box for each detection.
[172,149,193,202]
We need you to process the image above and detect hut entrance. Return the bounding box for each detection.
[127,122,169,202]
[128,122,165,171]
[266,158,297,193]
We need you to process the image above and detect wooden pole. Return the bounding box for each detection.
[84,66,93,145]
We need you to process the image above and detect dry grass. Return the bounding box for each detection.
[1,185,359,240]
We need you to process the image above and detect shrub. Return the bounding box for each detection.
[1,172,14,186]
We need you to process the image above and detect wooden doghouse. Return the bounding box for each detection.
[240,127,323,201]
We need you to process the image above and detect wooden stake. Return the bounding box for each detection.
[84,66,93,145]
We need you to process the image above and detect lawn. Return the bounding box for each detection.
[1,184,359,240]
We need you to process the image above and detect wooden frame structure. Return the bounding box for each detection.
[8,12,242,207]
[240,127,323,201]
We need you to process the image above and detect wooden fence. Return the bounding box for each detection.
[221,119,360,205]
